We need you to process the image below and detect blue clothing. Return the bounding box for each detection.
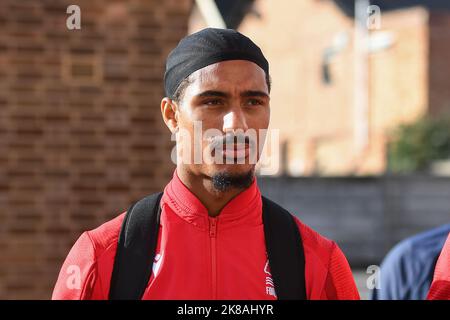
[371,224,450,300]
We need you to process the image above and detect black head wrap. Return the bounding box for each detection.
[164,28,269,99]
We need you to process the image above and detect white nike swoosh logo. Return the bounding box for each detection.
[152,253,163,277]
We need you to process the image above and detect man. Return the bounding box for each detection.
[427,233,450,300]
[52,28,359,300]
[371,224,450,300]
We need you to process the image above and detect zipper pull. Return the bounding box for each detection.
[209,217,217,238]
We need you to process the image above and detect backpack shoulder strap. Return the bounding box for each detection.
[109,192,163,300]
[262,196,306,300]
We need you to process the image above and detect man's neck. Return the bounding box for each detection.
[176,167,251,217]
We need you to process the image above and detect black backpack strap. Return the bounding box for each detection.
[109,192,163,300]
[262,196,306,300]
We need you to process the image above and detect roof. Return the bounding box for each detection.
[214,0,255,29]
[213,1,450,29]
[333,0,450,17]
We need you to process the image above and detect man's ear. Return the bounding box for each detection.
[161,97,179,133]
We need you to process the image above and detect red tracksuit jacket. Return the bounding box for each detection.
[52,171,360,300]
[427,233,450,300]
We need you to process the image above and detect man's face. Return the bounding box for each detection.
[172,60,270,181]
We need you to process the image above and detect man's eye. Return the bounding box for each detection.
[204,99,223,106]
[246,99,263,106]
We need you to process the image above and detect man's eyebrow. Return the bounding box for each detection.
[195,90,269,98]
[240,90,269,98]
[195,90,229,98]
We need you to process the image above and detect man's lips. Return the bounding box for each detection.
[208,135,257,161]
[221,143,250,159]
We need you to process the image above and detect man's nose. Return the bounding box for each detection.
[222,109,248,133]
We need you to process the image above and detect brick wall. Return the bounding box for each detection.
[236,2,435,176]
[0,0,191,299]
[237,0,356,176]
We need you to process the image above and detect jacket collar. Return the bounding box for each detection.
[161,170,262,229]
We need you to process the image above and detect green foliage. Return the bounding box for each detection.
[387,116,450,173]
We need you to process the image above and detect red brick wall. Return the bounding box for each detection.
[0,0,191,299]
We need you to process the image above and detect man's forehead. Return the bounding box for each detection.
[188,60,268,93]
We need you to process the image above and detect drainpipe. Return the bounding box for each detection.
[353,0,370,154]
[195,0,226,29]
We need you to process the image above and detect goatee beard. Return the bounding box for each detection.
[211,170,254,192]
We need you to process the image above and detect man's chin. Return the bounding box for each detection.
[209,166,255,192]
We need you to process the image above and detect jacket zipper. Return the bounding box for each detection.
[209,217,218,299]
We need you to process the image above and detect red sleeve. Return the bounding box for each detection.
[427,233,450,300]
[52,232,97,300]
[323,242,360,300]
[295,217,360,300]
